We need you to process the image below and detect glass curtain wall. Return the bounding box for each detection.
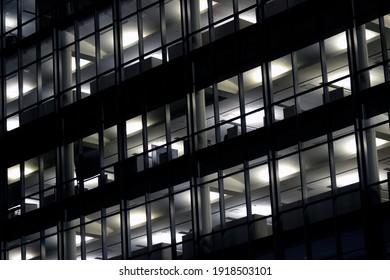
[2,2,390,260]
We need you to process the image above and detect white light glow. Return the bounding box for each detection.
[335,34,348,50]
[365,29,379,41]
[200,0,217,12]
[335,30,379,50]
[123,31,139,48]
[71,57,91,72]
[258,164,297,182]
[239,12,257,24]
[84,176,99,189]
[250,63,290,84]
[5,15,17,28]
[252,203,272,216]
[130,213,147,228]
[258,166,269,182]
[7,83,36,101]
[75,235,94,246]
[152,231,172,244]
[9,253,34,260]
[145,51,163,61]
[245,110,265,127]
[7,117,19,131]
[345,138,357,154]
[250,68,263,83]
[210,191,220,202]
[271,64,289,78]
[7,84,19,100]
[345,137,388,154]
[336,171,359,187]
[278,164,297,179]
[8,165,33,181]
[376,138,388,147]
[25,198,40,209]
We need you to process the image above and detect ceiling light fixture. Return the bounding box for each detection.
[71,57,91,72]
[335,30,379,50]
[7,117,19,132]
[8,165,34,181]
[250,63,290,84]
[258,164,297,182]
[122,31,139,48]
[345,137,388,154]
[336,171,359,187]
[75,235,94,246]
[126,120,142,135]
[200,0,217,13]
[5,15,17,28]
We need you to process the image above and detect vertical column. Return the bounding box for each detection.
[60,30,76,260]
[356,25,380,185]
[0,166,7,260]
[189,0,212,240]
[262,61,284,259]
[354,23,384,259]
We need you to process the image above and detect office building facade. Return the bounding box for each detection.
[1,0,390,260]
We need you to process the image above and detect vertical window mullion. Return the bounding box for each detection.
[137,1,144,60]
[74,19,81,101]
[237,73,247,135]
[160,2,167,62]
[94,10,101,80]
[120,199,130,259]
[207,0,215,42]
[165,104,172,160]
[319,40,329,103]
[168,186,177,259]
[80,216,86,260]
[378,16,390,81]
[145,193,153,257]
[113,0,123,84]
[213,84,221,143]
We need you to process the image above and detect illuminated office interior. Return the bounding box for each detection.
[1,0,390,260]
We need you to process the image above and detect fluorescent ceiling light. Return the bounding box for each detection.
[123,31,139,48]
[71,57,91,72]
[258,166,269,182]
[332,77,351,89]
[84,176,99,189]
[249,63,290,84]
[345,137,388,154]
[246,111,265,127]
[145,51,163,60]
[278,164,297,179]
[376,138,388,147]
[252,203,272,216]
[6,84,19,100]
[365,29,379,41]
[75,235,94,246]
[130,213,147,228]
[210,191,220,202]
[152,231,172,244]
[8,165,34,181]
[258,164,297,182]
[10,253,34,260]
[7,117,19,131]
[25,198,40,209]
[239,11,257,24]
[200,0,217,13]
[7,83,36,101]
[271,64,290,78]
[336,171,359,187]
[335,29,379,50]
[5,15,17,28]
